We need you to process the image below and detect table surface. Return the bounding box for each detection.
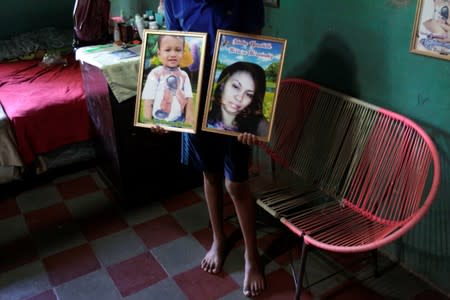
[75,44,141,69]
[76,44,142,102]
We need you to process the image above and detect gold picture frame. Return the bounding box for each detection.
[201,30,287,142]
[134,30,208,133]
[410,0,450,60]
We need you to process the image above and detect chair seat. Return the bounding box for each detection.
[257,185,401,253]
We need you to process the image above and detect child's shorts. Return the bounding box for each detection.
[182,131,250,182]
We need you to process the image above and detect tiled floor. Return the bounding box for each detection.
[0,167,447,300]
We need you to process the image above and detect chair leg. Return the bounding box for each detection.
[294,237,308,300]
[395,238,404,262]
[271,157,276,181]
[371,249,379,277]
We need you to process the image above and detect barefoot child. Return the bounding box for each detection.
[164,0,266,297]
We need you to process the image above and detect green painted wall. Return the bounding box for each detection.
[0,0,74,39]
[0,0,159,39]
[109,0,159,19]
[263,0,449,294]
[264,1,448,133]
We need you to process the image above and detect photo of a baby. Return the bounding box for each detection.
[134,30,207,133]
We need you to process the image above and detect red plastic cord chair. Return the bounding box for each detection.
[257,78,441,300]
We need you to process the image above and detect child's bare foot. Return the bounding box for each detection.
[201,241,225,274]
[243,254,265,297]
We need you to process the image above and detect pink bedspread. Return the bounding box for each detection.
[0,56,93,164]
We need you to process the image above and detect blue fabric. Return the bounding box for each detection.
[184,131,250,182]
[165,0,264,182]
[420,38,450,52]
[164,0,264,57]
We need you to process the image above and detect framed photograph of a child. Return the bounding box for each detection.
[134,30,208,133]
[201,30,287,142]
[410,0,450,60]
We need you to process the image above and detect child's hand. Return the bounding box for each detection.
[149,125,169,135]
[237,133,260,146]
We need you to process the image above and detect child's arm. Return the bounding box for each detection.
[185,97,194,125]
[172,72,189,106]
[143,99,154,121]
[142,68,160,121]
[179,72,194,124]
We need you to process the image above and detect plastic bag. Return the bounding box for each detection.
[41,52,68,67]
[73,0,111,48]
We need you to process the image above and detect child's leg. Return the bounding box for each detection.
[201,171,226,274]
[248,146,260,176]
[225,179,265,297]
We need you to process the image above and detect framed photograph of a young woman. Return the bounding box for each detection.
[201,30,287,142]
[134,30,208,133]
[410,0,450,60]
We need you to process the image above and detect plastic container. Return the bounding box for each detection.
[135,14,145,40]
[156,0,165,27]
[149,21,159,30]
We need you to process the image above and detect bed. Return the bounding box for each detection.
[0,27,95,184]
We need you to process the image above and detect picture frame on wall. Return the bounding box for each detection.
[201,30,287,142]
[410,0,450,60]
[134,30,207,133]
[264,0,279,8]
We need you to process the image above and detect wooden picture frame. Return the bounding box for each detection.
[134,30,207,133]
[264,0,280,8]
[410,0,450,60]
[201,30,287,142]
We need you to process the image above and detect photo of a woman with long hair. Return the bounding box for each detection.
[206,62,269,136]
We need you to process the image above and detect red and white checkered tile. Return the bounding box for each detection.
[0,168,443,300]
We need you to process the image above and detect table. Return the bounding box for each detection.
[76,44,201,203]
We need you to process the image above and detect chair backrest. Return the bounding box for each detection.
[261,78,441,228]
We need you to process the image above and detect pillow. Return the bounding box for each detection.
[0,27,73,62]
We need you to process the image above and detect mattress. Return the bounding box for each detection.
[0,55,94,165]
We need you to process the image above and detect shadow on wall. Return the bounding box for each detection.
[295,32,360,98]
[391,124,450,294]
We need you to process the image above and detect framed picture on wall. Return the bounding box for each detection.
[134,30,207,133]
[410,0,450,60]
[264,0,279,8]
[201,30,287,142]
